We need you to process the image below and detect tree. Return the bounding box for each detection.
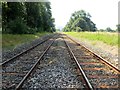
[2,2,55,34]
[63,10,97,32]
[99,29,105,32]
[116,24,120,32]
[2,2,27,34]
[106,27,114,32]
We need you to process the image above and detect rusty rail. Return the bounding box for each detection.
[16,39,55,90]
[1,35,54,66]
[63,36,93,90]
[65,34,120,73]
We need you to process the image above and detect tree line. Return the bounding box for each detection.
[99,27,117,32]
[2,2,55,34]
[63,10,120,32]
[63,10,97,32]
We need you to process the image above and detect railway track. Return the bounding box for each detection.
[2,34,120,89]
[21,35,89,89]
[1,34,55,65]
[63,34,120,89]
[2,35,57,89]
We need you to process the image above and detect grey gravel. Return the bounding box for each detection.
[2,35,55,89]
[2,34,54,63]
[64,36,119,89]
[67,35,118,68]
[22,37,85,89]
[2,34,119,89]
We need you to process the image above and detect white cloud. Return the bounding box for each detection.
[50,0,119,30]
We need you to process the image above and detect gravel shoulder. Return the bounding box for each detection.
[66,35,118,68]
[2,37,54,89]
[64,35,119,89]
[2,34,54,63]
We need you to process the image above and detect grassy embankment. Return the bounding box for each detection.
[2,32,52,50]
[64,32,119,47]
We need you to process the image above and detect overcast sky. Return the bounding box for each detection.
[50,0,119,30]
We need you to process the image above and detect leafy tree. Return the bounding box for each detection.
[63,10,97,32]
[2,2,27,34]
[99,29,105,32]
[2,2,55,34]
[116,24,120,32]
[106,27,114,32]
[7,18,28,34]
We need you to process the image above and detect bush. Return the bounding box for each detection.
[27,27,37,34]
[7,18,28,34]
[36,27,44,32]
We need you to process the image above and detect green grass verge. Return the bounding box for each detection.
[2,32,52,50]
[64,32,119,46]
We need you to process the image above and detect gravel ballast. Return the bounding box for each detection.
[2,36,55,89]
[67,35,118,68]
[2,34,119,89]
[22,36,85,89]
[65,36,119,89]
[2,34,54,63]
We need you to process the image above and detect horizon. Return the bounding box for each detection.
[50,0,119,30]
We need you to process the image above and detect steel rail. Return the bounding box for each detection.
[1,35,54,66]
[62,36,94,90]
[65,34,120,73]
[15,38,55,90]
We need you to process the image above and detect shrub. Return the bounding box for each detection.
[7,18,28,34]
[27,27,37,34]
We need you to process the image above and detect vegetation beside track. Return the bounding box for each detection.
[64,32,118,46]
[2,2,55,34]
[2,32,52,50]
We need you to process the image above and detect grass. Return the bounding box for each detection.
[64,32,119,46]
[2,32,52,50]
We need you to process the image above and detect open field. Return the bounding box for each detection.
[64,32,119,46]
[2,32,52,50]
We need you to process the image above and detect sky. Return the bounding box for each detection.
[50,0,119,30]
